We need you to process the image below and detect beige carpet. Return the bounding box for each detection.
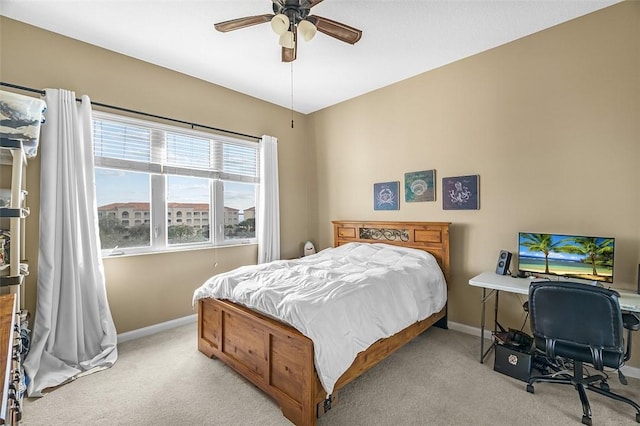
[21,324,640,425]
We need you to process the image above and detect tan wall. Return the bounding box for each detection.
[0,17,316,332]
[310,2,640,365]
[2,3,640,367]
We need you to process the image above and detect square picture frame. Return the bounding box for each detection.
[442,175,479,210]
[373,181,400,210]
[405,169,435,202]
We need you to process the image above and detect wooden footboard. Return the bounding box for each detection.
[198,297,446,426]
[198,298,324,425]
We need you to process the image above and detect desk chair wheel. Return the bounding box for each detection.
[582,415,592,425]
[598,381,609,391]
[526,384,534,393]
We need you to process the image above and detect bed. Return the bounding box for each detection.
[195,220,450,425]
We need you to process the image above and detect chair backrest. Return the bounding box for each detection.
[528,281,625,370]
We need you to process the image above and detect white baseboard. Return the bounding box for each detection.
[622,364,640,379]
[448,320,494,340]
[447,320,640,380]
[117,314,197,343]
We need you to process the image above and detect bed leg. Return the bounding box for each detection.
[317,393,338,418]
[434,313,448,329]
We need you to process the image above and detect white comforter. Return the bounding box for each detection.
[192,242,447,394]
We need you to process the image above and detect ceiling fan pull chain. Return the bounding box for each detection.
[291,61,294,128]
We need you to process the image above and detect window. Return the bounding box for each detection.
[167,175,209,245]
[93,111,259,255]
[224,181,256,241]
[96,169,151,250]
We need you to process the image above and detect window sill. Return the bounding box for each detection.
[101,241,257,259]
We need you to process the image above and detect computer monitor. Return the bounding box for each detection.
[518,232,614,284]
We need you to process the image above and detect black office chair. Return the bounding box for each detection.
[526,281,640,425]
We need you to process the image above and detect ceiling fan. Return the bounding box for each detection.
[214,0,362,62]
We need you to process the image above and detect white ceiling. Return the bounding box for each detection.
[1,0,620,114]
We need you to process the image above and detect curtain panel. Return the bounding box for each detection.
[23,89,118,397]
[257,135,280,263]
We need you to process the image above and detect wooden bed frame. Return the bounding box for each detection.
[197,220,450,425]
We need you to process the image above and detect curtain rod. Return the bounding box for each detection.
[0,81,261,142]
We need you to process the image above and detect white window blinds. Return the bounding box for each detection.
[92,112,259,182]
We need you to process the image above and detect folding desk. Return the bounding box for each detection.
[468,271,640,363]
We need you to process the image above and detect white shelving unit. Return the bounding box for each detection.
[0,140,28,425]
[0,89,45,425]
[0,138,29,309]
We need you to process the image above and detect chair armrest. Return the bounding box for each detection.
[623,312,640,332]
[623,312,639,363]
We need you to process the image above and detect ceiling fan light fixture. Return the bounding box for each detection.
[270,13,290,35]
[298,19,317,42]
[279,31,295,49]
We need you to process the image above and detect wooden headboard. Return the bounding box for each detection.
[332,220,451,285]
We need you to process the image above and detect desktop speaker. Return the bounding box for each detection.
[495,250,512,275]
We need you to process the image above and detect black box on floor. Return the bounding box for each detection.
[494,342,533,382]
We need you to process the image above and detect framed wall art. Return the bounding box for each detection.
[442,175,479,210]
[405,169,435,202]
[373,181,400,210]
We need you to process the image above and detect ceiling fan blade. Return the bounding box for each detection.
[214,14,274,33]
[302,0,325,7]
[307,15,362,44]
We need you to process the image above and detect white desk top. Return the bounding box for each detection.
[468,271,640,313]
[468,271,532,295]
[618,290,640,313]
